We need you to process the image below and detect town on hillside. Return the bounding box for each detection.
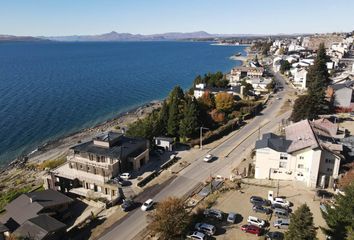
[1,32,354,240]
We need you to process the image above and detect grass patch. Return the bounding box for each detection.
[37,155,66,171]
[0,186,32,212]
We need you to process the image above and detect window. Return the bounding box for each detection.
[280,153,288,160]
[297,164,304,169]
[101,156,105,162]
[297,172,304,177]
[325,159,332,164]
[327,168,333,172]
[80,165,83,169]
[300,156,304,160]
[87,166,90,171]
[89,154,94,161]
[279,162,287,168]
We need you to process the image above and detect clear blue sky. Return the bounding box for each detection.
[1,0,354,36]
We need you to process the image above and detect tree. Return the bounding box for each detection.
[179,97,199,140]
[241,80,254,97]
[291,43,331,121]
[148,197,190,240]
[285,204,317,240]
[167,98,180,137]
[198,91,215,110]
[322,183,354,240]
[290,95,311,122]
[280,60,291,74]
[210,109,225,123]
[215,92,234,113]
[158,100,169,135]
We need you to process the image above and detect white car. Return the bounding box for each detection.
[247,216,266,228]
[272,197,291,207]
[120,173,131,179]
[203,154,214,162]
[141,199,154,211]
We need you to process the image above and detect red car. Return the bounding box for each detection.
[241,224,262,236]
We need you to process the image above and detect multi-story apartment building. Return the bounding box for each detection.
[44,131,149,202]
[255,120,342,188]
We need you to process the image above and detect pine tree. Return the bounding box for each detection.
[322,183,354,240]
[291,43,330,121]
[158,100,169,135]
[167,98,180,137]
[179,97,199,140]
[285,204,317,240]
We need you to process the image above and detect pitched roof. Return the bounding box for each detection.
[255,133,292,152]
[13,215,66,240]
[1,190,72,225]
[285,120,320,153]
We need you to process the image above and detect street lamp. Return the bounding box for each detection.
[200,127,209,150]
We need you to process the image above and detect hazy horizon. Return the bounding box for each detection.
[1,0,353,36]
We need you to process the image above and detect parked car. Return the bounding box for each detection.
[250,196,269,206]
[265,231,284,240]
[227,212,236,223]
[253,205,272,215]
[121,199,136,212]
[271,203,290,212]
[272,197,291,207]
[203,154,214,162]
[247,216,266,228]
[204,208,223,220]
[316,189,334,199]
[186,231,206,240]
[274,208,289,218]
[273,218,290,229]
[240,224,262,236]
[195,223,216,236]
[141,199,154,211]
[120,173,131,179]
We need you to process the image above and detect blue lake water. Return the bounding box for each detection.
[0,41,245,165]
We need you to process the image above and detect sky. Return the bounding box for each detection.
[1,0,354,36]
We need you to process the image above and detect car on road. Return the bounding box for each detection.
[253,205,272,215]
[247,216,266,228]
[276,97,281,100]
[272,197,291,207]
[240,224,262,236]
[227,212,237,223]
[203,154,214,162]
[273,218,290,229]
[265,231,284,240]
[120,173,131,179]
[141,199,154,211]
[186,231,206,240]
[250,196,269,206]
[204,208,223,220]
[195,223,216,236]
[121,199,136,212]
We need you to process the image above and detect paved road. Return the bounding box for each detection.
[100,71,293,240]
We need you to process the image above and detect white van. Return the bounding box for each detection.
[274,208,289,218]
[273,218,290,229]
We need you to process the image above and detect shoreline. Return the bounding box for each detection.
[1,100,162,172]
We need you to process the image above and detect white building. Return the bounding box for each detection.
[245,77,272,93]
[255,120,342,188]
[193,83,242,99]
[154,137,174,151]
[292,68,308,90]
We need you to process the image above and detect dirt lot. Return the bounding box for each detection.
[203,180,327,240]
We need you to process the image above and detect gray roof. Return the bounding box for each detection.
[0,223,9,233]
[72,135,146,159]
[1,189,73,225]
[154,136,174,142]
[94,131,122,142]
[255,133,291,152]
[13,215,66,240]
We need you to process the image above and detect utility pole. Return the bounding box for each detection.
[200,127,209,150]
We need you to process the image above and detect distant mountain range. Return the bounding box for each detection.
[0,34,46,42]
[0,31,266,42]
